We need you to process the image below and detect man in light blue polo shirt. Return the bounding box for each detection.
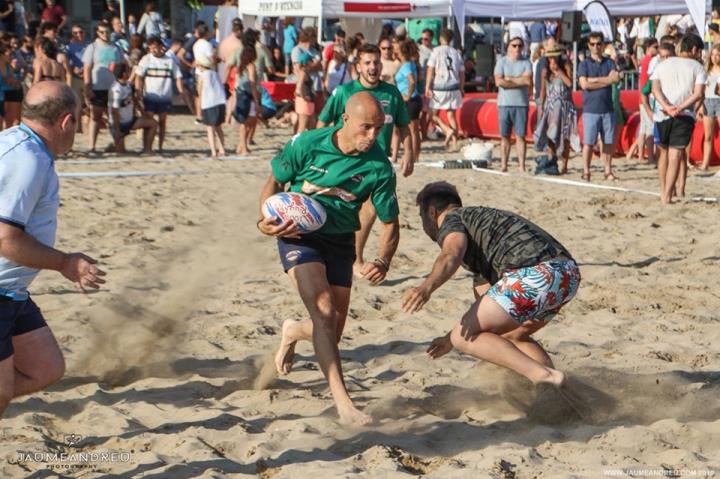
[578,32,620,182]
[0,81,106,417]
[494,36,533,172]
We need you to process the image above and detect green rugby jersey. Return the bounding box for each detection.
[318,80,410,155]
[270,126,399,236]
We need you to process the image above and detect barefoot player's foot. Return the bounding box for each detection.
[338,404,372,426]
[274,319,299,375]
[534,367,566,387]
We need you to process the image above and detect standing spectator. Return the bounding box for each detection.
[652,33,705,203]
[218,17,243,84]
[102,0,119,25]
[136,35,182,154]
[425,29,464,152]
[507,21,529,55]
[232,43,260,155]
[110,15,128,54]
[701,44,720,171]
[192,22,215,68]
[282,17,297,77]
[494,36,532,172]
[32,37,66,84]
[322,28,345,71]
[534,45,579,174]
[269,46,286,81]
[192,23,215,123]
[545,20,558,40]
[167,36,195,115]
[13,0,26,38]
[630,16,652,61]
[529,21,546,59]
[627,38,658,163]
[66,24,87,132]
[82,22,124,153]
[418,28,433,140]
[137,2,163,39]
[127,15,137,36]
[4,34,23,127]
[40,0,64,33]
[709,23,720,46]
[196,58,227,158]
[324,44,351,94]
[379,37,400,85]
[0,0,13,34]
[396,39,422,163]
[291,27,321,132]
[578,32,620,182]
[108,63,157,154]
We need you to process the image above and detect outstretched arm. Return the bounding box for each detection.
[401,231,467,313]
[0,223,105,292]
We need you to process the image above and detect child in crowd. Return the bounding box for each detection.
[108,63,157,154]
[196,58,227,158]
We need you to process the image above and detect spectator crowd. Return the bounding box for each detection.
[0,1,716,204]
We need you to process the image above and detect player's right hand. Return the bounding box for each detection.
[60,253,106,293]
[257,217,301,239]
[401,286,431,313]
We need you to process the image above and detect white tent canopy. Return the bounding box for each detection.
[458,0,710,23]
[238,0,450,19]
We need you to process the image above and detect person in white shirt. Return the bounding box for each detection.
[135,36,183,153]
[137,1,163,38]
[651,34,705,204]
[425,29,464,152]
[108,63,157,154]
[192,23,215,123]
[196,59,227,158]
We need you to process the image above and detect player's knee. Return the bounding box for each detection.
[38,355,66,388]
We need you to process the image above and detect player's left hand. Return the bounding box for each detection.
[427,334,452,359]
[401,285,431,313]
[360,260,387,285]
[399,155,414,177]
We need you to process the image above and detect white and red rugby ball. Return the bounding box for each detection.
[261,192,327,233]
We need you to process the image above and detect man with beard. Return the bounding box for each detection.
[317,43,412,279]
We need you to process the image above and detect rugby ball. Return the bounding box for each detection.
[261,192,327,233]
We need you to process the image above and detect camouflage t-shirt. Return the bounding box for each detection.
[436,207,572,285]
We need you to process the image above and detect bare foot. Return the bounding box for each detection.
[218,150,227,157]
[274,319,298,375]
[236,148,252,156]
[534,368,566,387]
[337,405,372,426]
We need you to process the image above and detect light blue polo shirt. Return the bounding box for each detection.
[0,124,59,301]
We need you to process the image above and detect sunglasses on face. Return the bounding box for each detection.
[588,42,602,46]
[509,43,522,48]
[380,46,391,50]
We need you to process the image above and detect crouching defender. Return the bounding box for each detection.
[402,181,580,387]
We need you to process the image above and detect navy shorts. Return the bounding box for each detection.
[0,296,48,361]
[202,104,226,126]
[143,97,173,114]
[90,89,109,108]
[277,234,355,287]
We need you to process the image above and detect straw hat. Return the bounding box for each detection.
[544,44,563,57]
